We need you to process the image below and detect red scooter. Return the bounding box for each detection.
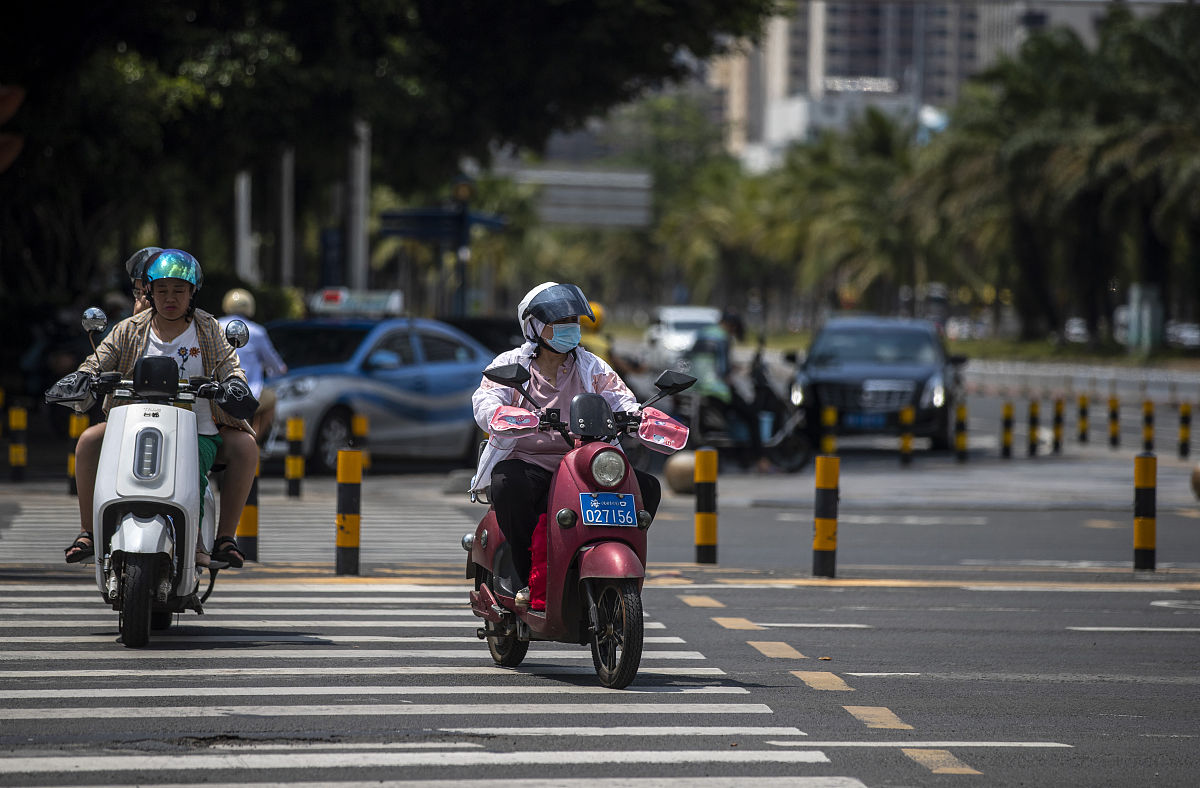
[464,366,694,689]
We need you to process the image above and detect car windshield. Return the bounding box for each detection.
[268,325,370,368]
[809,327,939,366]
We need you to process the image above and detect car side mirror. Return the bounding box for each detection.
[948,353,968,367]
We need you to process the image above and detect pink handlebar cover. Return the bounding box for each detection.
[488,405,540,435]
[637,407,689,454]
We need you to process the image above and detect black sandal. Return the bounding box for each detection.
[211,535,245,568]
[65,532,94,564]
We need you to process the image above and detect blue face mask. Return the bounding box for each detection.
[546,322,582,353]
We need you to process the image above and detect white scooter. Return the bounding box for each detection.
[47,308,249,647]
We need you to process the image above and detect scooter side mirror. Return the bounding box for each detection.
[224,319,250,349]
[652,370,696,396]
[483,363,541,409]
[81,307,108,334]
[482,363,531,389]
[640,370,697,409]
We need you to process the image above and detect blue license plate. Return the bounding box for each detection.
[844,412,888,429]
[579,492,637,526]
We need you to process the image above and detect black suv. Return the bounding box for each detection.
[791,316,967,450]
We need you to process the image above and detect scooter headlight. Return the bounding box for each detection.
[134,428,162,480]
[590,449,626,488]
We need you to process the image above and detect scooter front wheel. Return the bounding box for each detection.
[119,554,157,648]
[477,570,529,667]
[590,579,643,689]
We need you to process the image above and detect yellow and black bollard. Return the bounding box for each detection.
[8,405,27,482]
[694,447,718,564]
[1134,453,1156,572]
[351,414,371,471]
[285,417,304,498]
[1108,392,1120,449]
[820,406,837,456]
[1052,397,1064,454]
[67,412,89,496]
[1001,400,1014,459]
[1142,399,1155,454]
[813,455,839,578]
[1180,402,1191,459]
[954,402,968,462]
[336,449,362,575]
[236,460,260,563]
[0,385,6,439]
[1078,393,1089,444]
[1027,399,1040,457]
[899,405,914,466]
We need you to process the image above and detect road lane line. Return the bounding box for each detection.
[843,706,913,730]
[791,671,854,691]
[0,634,686,644]
[0,648,707,661]
[0,749,830,773]
[901,748,982,775]
[0,702,775,720]
[766,740,1071,748]
[679,595,724,608]
[845,673,921,677]
[1068,627,1200,633]
[18,779,867,788]
[759,623,871,629]
[0,665,727,679]
[714,617,765,630]
[0,684,749,699]
[439,726,807,737]
[749,642,806,659]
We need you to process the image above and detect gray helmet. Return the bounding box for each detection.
[517,282,593,343]
[123,247,163,284]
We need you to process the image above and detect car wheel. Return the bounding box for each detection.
[314,408,352,474]
[460,426,487,469]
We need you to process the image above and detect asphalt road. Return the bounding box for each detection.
[1,372,1199,786]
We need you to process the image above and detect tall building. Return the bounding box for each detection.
[708,1,1168,170]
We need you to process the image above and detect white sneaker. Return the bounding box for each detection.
[514,587,531,609]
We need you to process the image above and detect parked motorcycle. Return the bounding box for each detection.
[674,335,812,472]
[463,367,694,689]
[46,308,249,647]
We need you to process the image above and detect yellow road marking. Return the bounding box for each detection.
[714,617,765,630]
[680,595,725,608]
[902,748,982,775]
[843,706,913,730]
[748,641,806,659]
[791,671,852,691]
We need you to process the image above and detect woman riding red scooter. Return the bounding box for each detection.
[471,282,661,607]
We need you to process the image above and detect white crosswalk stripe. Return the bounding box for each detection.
[0,578,852,786]
[0,479,479,563]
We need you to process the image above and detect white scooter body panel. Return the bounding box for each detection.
[94,403,203,596]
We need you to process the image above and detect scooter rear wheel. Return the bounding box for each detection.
[590,579,643,689]
[119,554,156,648]
[477,570,529,667]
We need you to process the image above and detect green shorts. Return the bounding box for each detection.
[197,433,224,522]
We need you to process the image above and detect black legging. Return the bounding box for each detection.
[490,457,662,585]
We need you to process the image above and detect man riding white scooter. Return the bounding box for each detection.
[471,282,661,609]
[52,249,259,568]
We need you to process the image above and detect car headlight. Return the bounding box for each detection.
[662,335,692,352]
[276,376,317,400]
[790,380,805,407]
[920,375,946,409]
[590,449,627,488]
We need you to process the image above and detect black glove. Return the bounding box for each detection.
[214,377,258,420]
[45,371,96,407]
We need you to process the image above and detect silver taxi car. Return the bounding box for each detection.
[263,317,492,472]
